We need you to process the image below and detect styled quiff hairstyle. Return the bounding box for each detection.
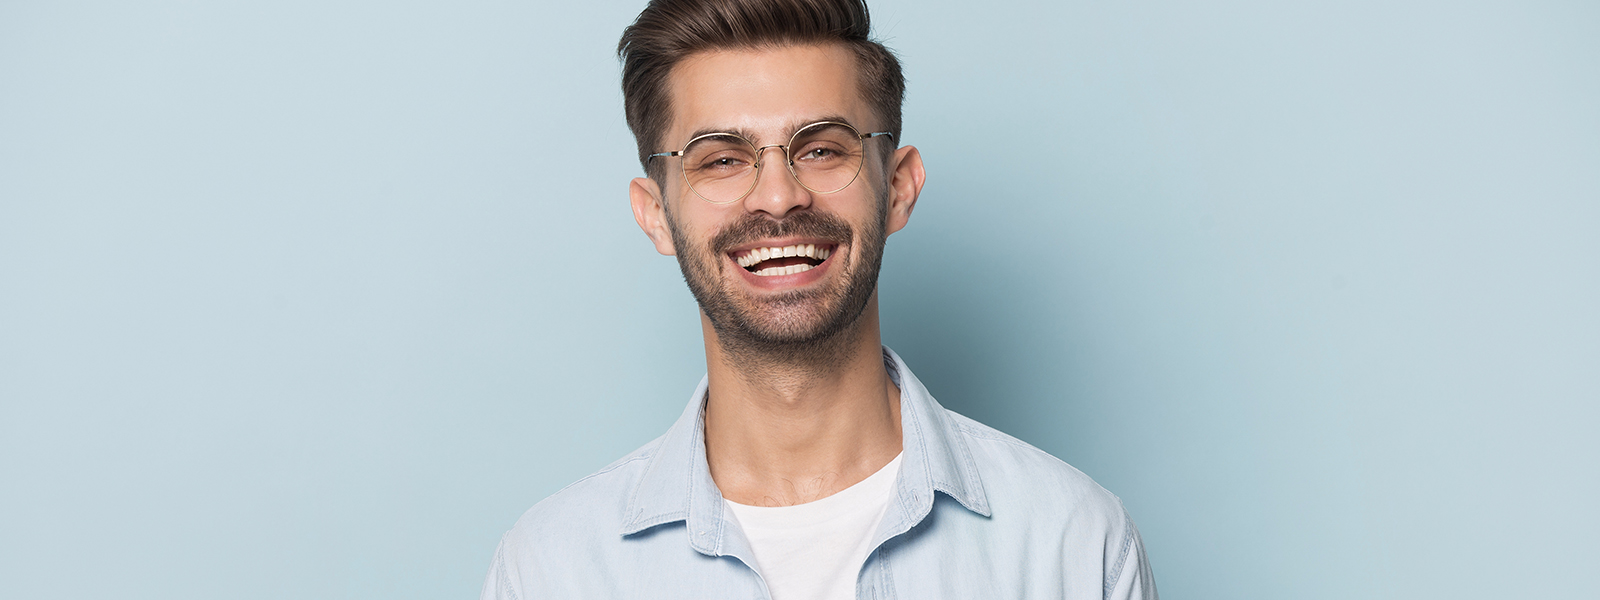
[617,0,905,179]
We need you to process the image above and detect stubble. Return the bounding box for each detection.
[665,195,888,375]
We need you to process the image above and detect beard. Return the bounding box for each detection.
[665,196,888,367]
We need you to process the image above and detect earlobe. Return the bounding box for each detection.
[885,145,926,236]
[630,177,677,256]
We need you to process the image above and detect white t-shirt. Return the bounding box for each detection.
[724,454,903,600]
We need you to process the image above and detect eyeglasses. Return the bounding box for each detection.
[647,121,894,204]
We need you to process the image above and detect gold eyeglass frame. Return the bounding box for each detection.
[647,120,894,205]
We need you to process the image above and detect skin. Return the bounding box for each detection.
[628,44,927,507]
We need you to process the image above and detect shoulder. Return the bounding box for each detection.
[945,409,1129,528]
[940,410,1153,595]
[489,436,665,588]
[505,435,662,542]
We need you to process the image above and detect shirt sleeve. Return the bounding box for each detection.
[480,535,522,600]
[1104,509,1158,600]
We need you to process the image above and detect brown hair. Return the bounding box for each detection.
[617,0,905,179]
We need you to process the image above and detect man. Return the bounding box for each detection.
[482,0,1157,598]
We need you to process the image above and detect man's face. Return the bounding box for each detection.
[638,44,903,353]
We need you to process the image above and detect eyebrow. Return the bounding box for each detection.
[682,114,858,146]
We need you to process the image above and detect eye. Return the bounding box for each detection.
[681,134,757,175]
[694,154,751,171]
[794,143,848,164]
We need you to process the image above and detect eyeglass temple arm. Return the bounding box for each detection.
[860,132,894,141]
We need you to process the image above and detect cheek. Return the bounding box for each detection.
[664,204,722,256]
[660,205,695,253]
[831,193,887,235]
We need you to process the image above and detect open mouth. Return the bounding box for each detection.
[732,243,835,277]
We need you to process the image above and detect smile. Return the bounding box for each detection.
[733,243,834,277]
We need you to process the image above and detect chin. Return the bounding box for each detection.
[717,291,865,350]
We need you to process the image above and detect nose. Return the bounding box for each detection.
[742,144,813,218]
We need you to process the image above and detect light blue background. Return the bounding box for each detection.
[2,1,1596,598]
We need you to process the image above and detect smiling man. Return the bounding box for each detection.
[481,1,1157,599]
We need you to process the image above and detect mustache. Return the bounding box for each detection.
[708,210,854,255]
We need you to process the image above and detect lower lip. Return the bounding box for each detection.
[732,253,835,290]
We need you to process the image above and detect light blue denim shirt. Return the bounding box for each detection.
[482,348,1157,600]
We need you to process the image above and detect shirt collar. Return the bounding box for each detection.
[617,346,992,553]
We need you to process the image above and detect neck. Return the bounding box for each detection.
[701,293,903,507]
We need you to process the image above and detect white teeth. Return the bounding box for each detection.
[753,263,815,277]
[736,244,838,272]
[735,244,834,270]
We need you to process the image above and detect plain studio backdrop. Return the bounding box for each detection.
[2,0,1596,598]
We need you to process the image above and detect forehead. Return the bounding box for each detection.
[665,44,867,145]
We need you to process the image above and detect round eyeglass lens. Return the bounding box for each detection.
[680,134,760,204]
[788,122,865,194]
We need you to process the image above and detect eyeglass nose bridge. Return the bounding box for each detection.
[751,143,793,170]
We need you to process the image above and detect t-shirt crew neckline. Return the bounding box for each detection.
[724,452,903,529]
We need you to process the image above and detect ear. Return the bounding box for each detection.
[630,177,677,256]
[884,145,926,236]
